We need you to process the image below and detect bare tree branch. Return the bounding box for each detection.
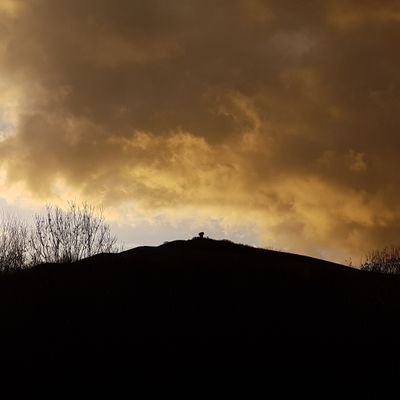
[28,202,119,265]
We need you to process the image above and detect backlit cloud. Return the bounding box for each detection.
[1,0,400,262]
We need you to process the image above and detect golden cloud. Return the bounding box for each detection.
[0,0,400,262]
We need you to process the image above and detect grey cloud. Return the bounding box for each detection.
[1,0,400,261]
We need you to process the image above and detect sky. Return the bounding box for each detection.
[0,0,400,263]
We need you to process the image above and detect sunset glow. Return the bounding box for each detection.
[1,1,400,262]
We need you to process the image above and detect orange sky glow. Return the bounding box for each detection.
[1,0,400,263]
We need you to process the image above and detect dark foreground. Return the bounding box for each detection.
[0,238,399,391]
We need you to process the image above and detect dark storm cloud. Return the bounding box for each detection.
[1,0,400,260]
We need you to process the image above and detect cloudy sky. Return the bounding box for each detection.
[0,0,400,263]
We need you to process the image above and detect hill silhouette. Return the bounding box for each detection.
[1,238,400,386]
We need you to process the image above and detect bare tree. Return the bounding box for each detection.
[0,213,28,272]
[360,245,400,274]
[28,202,118,264]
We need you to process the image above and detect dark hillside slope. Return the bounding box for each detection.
[0,238,399,378]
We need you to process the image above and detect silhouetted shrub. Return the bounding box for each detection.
[28,202,118,264]
[0,214,28,272]
[360,246,400,274]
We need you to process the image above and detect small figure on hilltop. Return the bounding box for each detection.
[198,232,205,239]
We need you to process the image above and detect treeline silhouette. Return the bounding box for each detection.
[0,202,118,271]
[360,245,400,274]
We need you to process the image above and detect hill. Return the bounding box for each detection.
[0,238,399,385]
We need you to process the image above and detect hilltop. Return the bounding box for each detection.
[0,238,399,384]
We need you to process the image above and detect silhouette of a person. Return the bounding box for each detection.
[198,232,204,239]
